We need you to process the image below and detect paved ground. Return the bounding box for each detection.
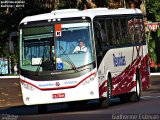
[0,75,160,120]
[0,75,159,108]
[0,78,23,107]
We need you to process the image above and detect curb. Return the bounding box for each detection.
[0,73,160,79]
[150,73,160,76]
[0,76,20,79]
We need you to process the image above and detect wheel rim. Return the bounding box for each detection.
[108,79,111,99]
[108,86,111,98]
[136,80,140,96]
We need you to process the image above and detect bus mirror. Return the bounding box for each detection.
[9,32,19,54]
[9,40,14,53]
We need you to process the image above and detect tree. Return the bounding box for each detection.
[1,0,158,73]
[145,0,160,71]
[0,0,51,71]
[146,0,160,22]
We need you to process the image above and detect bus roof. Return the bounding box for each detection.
[20,8,142,24]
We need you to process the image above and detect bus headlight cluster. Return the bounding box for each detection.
[21,82,35,91]
[89,76,95,81]
[85,79,90,84]
[83,76,95,85]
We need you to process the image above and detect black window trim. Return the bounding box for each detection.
[93,13,145,49]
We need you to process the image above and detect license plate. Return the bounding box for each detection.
[52,93,65,99]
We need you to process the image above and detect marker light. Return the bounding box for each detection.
[21,81,35,91]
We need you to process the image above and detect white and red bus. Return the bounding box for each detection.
[19,8,150,112]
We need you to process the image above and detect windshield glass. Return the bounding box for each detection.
[20,22,94,72]
[55,22,94,71]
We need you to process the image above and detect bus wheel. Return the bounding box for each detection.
[99,78,111,108]
[129,71,141,102]
[38,104,47,114]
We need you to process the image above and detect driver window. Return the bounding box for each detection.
[93,21,102,56]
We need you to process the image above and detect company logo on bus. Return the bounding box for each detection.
[64,80,77,85]
[39,83,54,87]
[113,53,126,67]
[55,82,60,86]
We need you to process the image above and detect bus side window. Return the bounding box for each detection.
[120,18,128,45]
[113,18,121,46]
[134,18,142,43]
[139,18,146,43]
[128,18,135,44]
[106,19,114,46]
[98,19,109,46]
[93,21,102,55]
[93,21,103,67]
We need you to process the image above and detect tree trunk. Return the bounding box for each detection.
[87,0,97,9]
[108,0,124,9]
[77,0,97,10]
[51,0,59,10]
[140,0,146,16]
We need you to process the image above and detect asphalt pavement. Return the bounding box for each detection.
[0,75,160,120]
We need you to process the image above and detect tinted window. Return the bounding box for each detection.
[93,15,145,48]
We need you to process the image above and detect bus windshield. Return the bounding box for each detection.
[20,22,95,72]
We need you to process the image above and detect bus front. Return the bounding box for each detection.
[19,17,99,105]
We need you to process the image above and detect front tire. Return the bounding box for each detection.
[129,78,141,102]
[129,71,141,102]
[99,77,111,108]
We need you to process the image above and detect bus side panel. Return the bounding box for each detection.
[98,73,108,98]
[139,45,150,90]
[98,45,149,97]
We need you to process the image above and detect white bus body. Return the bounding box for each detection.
[19,8,150,107]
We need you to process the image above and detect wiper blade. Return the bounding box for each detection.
[35,58,43,75]
[59,46,78,72]
[35,47,48,75]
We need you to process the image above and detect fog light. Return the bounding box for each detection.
[90,91,94,95]
[26,97,30,101]
[21,81,35,91]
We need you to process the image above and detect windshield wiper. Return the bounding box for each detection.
[59,46,79,72]
[35,58,43,76]
[36,46,49,75]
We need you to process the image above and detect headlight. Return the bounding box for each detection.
[85,76,95,84]
[85,79,90,84]
[89,76,95,81]
[21,82,35,91]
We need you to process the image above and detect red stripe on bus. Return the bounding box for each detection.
[99,80,108,97]
[20,72,96,91]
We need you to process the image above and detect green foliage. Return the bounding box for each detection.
[0,0,159,68]
[58,0,77,9]
[0,44,10,63]
[158,28,160,38]
[148,42,157,64]
[0,0,51,67]
[149,38,155,50]
[147,29,158,69]
[146,0,160,21]
[146,0,160,70]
